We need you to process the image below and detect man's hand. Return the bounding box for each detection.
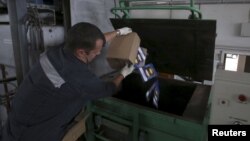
[117,27,132,36]
[112,64,134,88]
[120,64,135,78]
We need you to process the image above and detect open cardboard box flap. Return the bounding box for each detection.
[107,32,141,69]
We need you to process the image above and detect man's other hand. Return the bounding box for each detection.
[120,64,135,78]
[117,27,132,35]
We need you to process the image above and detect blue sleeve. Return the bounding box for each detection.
[66,68,117,100]
[80,71,117,100]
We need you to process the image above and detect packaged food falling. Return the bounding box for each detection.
[145,81,160,108]
[134,47,147,68]
[138,63,157,82]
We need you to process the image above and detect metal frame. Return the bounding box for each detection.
[0,64,16,113]
[7,0,29,84]
[62,0,71,39]
[111,0,202,19]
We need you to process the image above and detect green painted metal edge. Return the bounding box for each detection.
[111,0,202,19]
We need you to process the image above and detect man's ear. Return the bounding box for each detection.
[75,48,87,58]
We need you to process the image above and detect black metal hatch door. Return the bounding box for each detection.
[110,19,217,82]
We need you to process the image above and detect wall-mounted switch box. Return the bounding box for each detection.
[240,23,250,37]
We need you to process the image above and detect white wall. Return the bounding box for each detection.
[201,4,250,48]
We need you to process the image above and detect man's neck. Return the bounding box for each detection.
[74,53,88,64]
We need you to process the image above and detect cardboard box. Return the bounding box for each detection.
[107,32,141,69]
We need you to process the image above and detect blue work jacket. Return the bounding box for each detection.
[2,45,116,141]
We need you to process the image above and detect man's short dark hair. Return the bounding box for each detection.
[65,22,106,52]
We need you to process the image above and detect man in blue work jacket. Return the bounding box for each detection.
[2,22,134,141]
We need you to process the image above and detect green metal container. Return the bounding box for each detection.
[86,15,216,141]
[86,75,212,141]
